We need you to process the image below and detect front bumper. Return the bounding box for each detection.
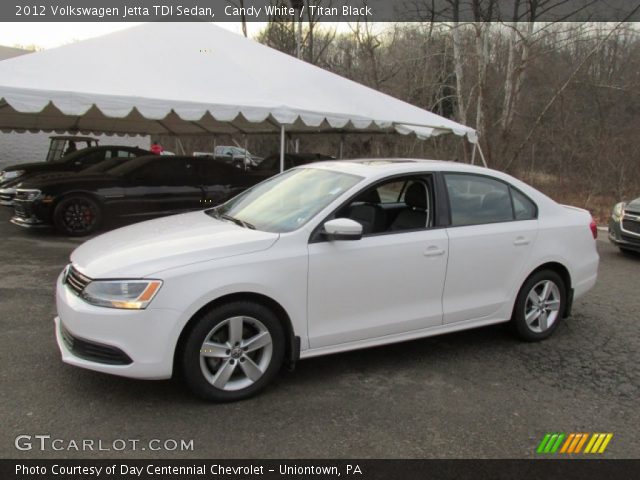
[11,198,51,228]
[608,216,640,252]
[55,273,181,380]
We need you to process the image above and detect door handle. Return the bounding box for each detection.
[513,236,530,246]
[424,246,446,257]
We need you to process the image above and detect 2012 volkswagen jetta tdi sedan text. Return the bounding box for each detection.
[55,160,599,401]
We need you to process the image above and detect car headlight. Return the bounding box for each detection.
[0,170,25,182]
[612,202,625,221]
[81,280,163,310]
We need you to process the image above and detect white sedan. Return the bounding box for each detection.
[54,160,599,401]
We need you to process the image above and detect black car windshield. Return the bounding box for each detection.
[81,157,129,173]
[210,167,362,233]
[54,148,97,163]
[106,156,154,176]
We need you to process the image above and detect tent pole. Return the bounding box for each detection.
[279,125,286,173]
[476,142,488,167]
[244,135,248,170]
[176,137,186,155]
[471,142,477,165]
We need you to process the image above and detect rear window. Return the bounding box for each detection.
[445,173,537,226]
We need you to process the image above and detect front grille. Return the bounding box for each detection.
[13,202,31,219]
[622,217,640,236]
[60,324,132,366]
[65,265,92,296]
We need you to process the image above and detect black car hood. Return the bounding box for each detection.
[626,197,640,213]
[2,161,55,173]
[3,170,75,188]
[16,173,117,190]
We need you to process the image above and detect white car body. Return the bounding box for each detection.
[55,160,599,381]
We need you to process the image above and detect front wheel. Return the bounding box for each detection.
[53,195,102,236]
[511,270,566,342]
[180,301,285,402]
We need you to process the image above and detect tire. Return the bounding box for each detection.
[179,301,285,402]
[511,270,566,342]
[53,195,102,236]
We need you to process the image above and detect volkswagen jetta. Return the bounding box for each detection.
[54,160,599,401]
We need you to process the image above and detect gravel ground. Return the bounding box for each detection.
[0,208,638,459]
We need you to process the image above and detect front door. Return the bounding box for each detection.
[307,175,448,349]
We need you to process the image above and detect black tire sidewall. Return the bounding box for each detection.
[53,195,102,236]
[180,301,285,402]
[513,270,566,342]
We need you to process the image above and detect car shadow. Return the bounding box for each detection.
[59,323,516,406]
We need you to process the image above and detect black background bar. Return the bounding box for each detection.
[2,459,640,480]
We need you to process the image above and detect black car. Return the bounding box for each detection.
[0,146,151,192]
[609,197,640,253]
[0,153,143,206]
[11,155,264,236]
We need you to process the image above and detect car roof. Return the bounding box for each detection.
[50,135,99,141]
[302,158,494,178]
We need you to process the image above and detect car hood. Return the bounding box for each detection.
[17,173,115,190]
[71,211,279,278]
[2,161,45,172]
[10,171,81,188]
[625,197,640,213]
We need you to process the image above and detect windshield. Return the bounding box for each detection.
[106,156,153,176]
[54,148,94,163]
[210,167,363,233]
[81,157,128,173]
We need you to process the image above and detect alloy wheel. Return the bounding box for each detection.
[524,280,561,333]
[62,199,97,233]
[199,316,273,391]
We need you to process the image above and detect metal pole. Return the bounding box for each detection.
[470,142,477,165]
[176,137,186,155]
[243,135,248,170]
[280,125,286,173]
[476,142,488,167]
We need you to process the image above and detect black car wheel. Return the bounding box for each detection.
[53,195,102,236]
[179,301,285,402]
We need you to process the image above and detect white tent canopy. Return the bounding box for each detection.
[0,22,476,145]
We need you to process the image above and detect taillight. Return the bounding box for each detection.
[590,218,597,239]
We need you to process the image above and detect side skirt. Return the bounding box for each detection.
[299,316,511,360]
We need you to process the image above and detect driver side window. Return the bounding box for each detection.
[337,176,433,235]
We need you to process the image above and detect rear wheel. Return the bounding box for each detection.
[53,195,102,236]
[180,301,285,402]
[512,270,566,341]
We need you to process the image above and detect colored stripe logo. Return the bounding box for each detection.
[536,433,613,454]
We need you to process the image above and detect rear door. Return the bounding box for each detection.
[442,173,538,324]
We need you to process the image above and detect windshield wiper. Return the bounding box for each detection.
[220,213,255,230]
[208,208,255,230]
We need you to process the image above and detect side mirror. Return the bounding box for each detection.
[322,218,363,241]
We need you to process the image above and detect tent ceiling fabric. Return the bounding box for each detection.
[0,22,476,143]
